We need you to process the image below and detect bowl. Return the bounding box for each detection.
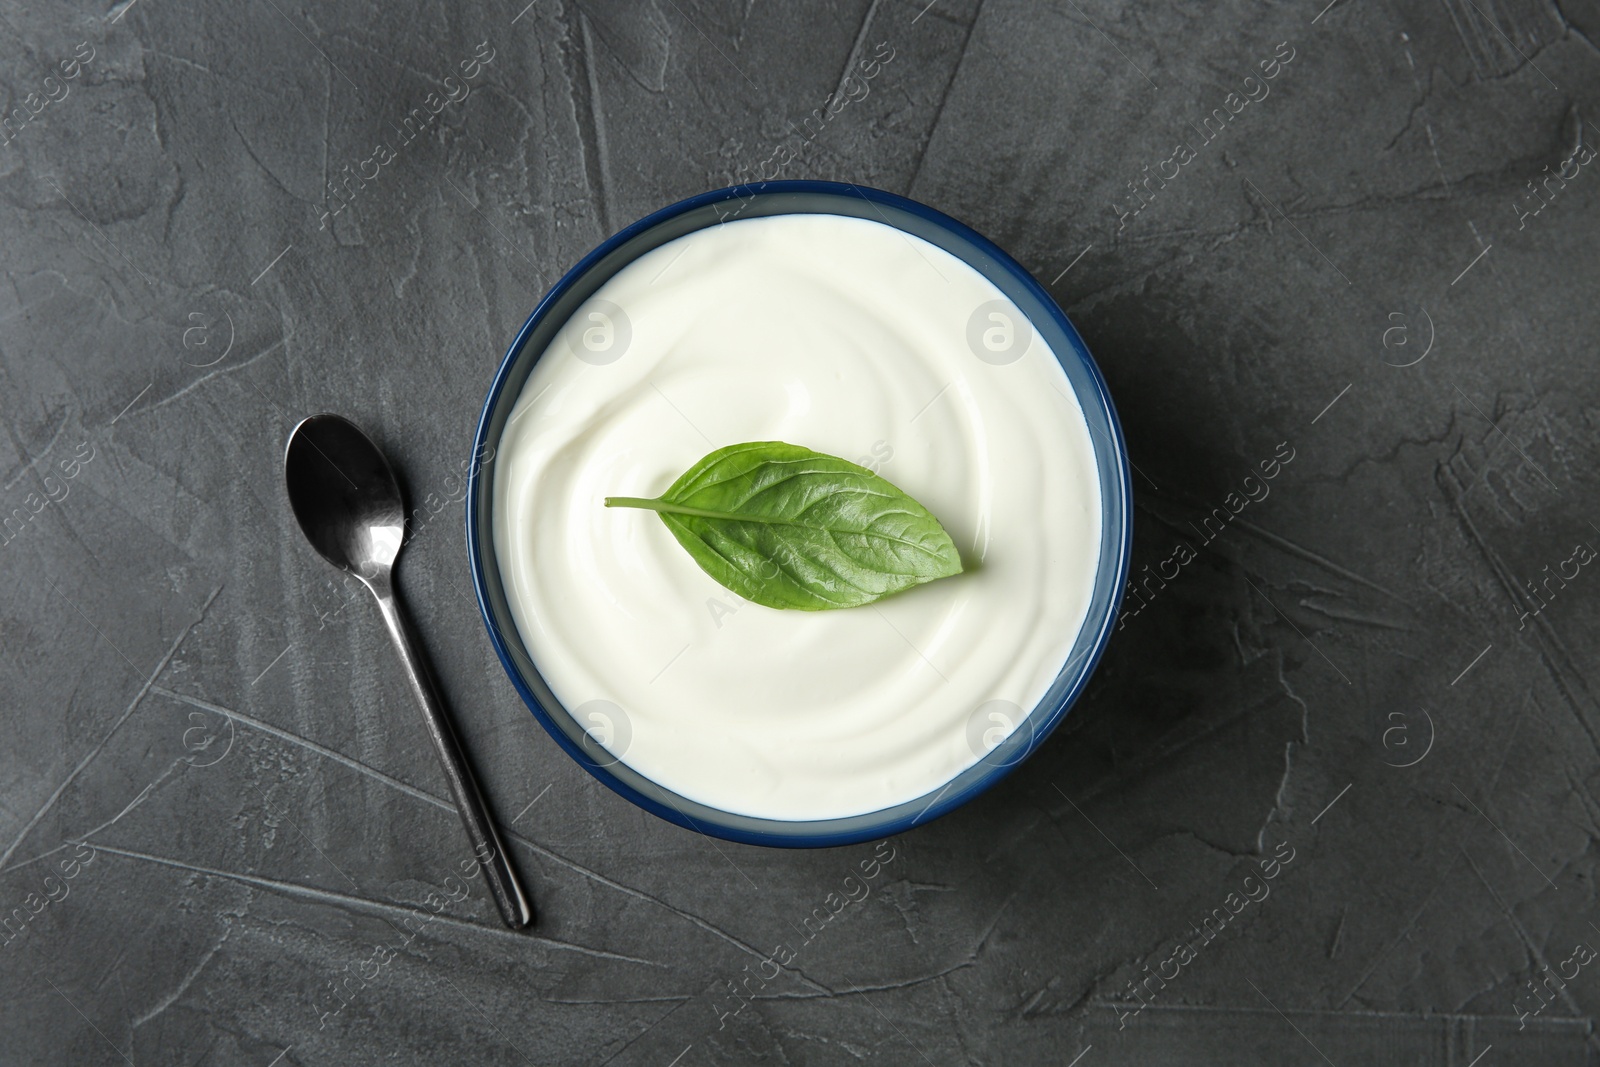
[466,180,1132,847]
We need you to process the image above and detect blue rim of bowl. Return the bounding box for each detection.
[466,180,1132,848]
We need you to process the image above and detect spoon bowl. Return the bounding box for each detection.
[284,414,405,579]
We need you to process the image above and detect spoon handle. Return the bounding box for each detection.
[367,576,533,930]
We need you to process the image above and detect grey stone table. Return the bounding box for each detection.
[3,0,1599,1063]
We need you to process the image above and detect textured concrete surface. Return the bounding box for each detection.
[3,0,1600,1063]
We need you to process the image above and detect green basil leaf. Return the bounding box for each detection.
[605,441,964,610]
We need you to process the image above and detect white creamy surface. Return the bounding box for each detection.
[492,213,1102,821]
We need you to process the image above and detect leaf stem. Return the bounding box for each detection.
[605,496,786,523]
[603,496,670,511]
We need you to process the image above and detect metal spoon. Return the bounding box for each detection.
[284,413,532,930]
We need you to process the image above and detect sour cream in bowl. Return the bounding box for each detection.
[467,182,1131,846]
